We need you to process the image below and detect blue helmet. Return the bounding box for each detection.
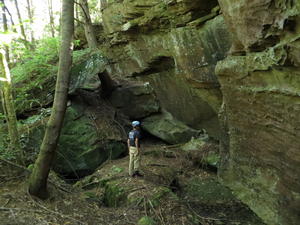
[132,121,140,127]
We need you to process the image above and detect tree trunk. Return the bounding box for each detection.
[47,0,55,37]
[1,0,9,62]
[26,0,35,46]
[28,0,74,199]
[14,0,27,42]
[75,1,80,27]
[4,6,17,32]
[80,0,98,49]
[0,49,23,164]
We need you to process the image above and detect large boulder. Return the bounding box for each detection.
[182,137,220,169]
[182,177,265,225]
[109,82,160,119]
[21,103,126,177]
[69,52,108,93]
[142,110,200,144]
[217,1,300,224]
[54,104,126,177]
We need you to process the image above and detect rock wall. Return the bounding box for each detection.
[216,1,300,225]
[97,0,300,224]
[99,0,232,140]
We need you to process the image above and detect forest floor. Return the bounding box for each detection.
[0,143,265,225]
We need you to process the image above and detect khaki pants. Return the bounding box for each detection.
[129,146,141,176]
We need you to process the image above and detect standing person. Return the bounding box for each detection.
[128,121,143,177]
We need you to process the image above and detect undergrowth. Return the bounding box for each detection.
[11,37,91,114]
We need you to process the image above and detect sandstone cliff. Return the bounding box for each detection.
[216,1,300,225]
[100,0,231,140]
[97,0,300,224]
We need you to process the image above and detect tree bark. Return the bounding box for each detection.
[79,0,98,49]
[28,0,74,199]
[1,0,9,62]
[14,0,27,42]
[47,0,55,37]
[0,49,23,164]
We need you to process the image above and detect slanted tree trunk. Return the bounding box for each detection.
[28,0,74,199]
[1,0,9,62]
[0,49,23,164]
[75,1,80,26]
[14,0,27,42]
[47,0,55,37]
[79,0,98,49]
[26,0,35,46]
[4,6,17,32]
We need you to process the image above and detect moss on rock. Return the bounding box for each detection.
[138,216,157,225]
[185,178,235,205]
[103,181,127,207]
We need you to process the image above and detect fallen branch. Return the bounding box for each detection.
[163,144,184,149]
[0,207,43,213]
[186,202,224,221]
[148,199,166,225]
[1,198,11,207]
[125,187,146,194]
[0,157,72,193]
[146,163,168,167]
[28,192,85,224]
[0,157,30,172]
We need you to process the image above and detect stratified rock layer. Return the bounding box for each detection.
[100,0,232,139]
[217,1,300,224]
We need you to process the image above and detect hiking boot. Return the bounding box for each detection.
[135,171,143,177]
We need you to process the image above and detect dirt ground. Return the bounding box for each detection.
[0,143,265,225]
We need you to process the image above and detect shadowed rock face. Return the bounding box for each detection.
[217,1,300,224]
[109,82,160,119]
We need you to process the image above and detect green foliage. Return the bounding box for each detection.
[111,165,124,173]
[12,37,60,83]
[73,47,93,63]
[138,216,157,225]
[11,37,60,113]
[103,181,126,207]
[9,36,93,114]
[0,124,17,161]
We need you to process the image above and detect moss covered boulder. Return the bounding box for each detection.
[185,178,235,205]
[103,180,128,207]
[182,138,220,169]
[69,52,108,93]
[21,102,126,177]
[53,104,126,177]
[142,110,200,144]
[138,216,157,225]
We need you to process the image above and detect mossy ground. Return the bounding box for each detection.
[0,143,265,225]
